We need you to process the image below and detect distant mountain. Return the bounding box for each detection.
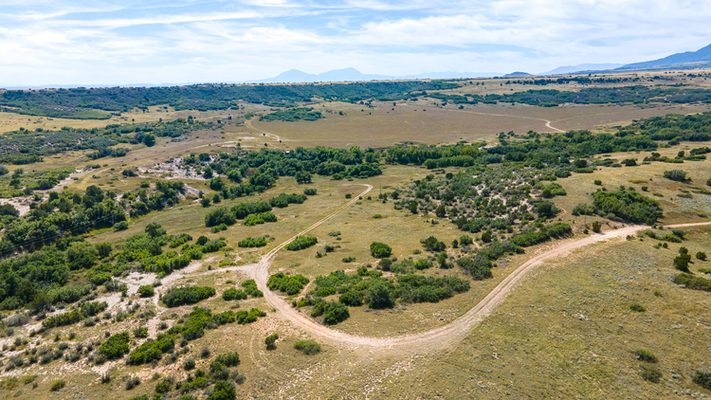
[618,43,711,70]
[251,68,500,83]
[504,71,532,77]
[540,63,623,75]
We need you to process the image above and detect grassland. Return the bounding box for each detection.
[1,71,711,400]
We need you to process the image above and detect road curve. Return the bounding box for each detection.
[251,197,711,349]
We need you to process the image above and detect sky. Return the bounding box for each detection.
[1,0,710,86]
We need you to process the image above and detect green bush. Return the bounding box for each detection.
[422,236,446,251]
[208,380,236,400]
[365,279,394,309]
[370,242,392,258]
[310,300,350,325]
[241,279,263,297]
[592,188,663,224]
[692,370,711,390]
[265,333,279,350]
[137,285,154,297]
[592,221,602,233]
[50,380,66,391]
[215,351,240,367]
[629,303,646,312]
[663,169,691,182]
[294,340,321,355]
[183,358,195,370]
[339,290,363,306]
[99,332,130,359]
[128,334,175,365]
[237,236,267,248]
[222,288,248,301]
[459,235,473,246]
[674,253,692,272]
[634,349,658,363]
[133,327,148,338]
[267,273,310,295]
[673,273,711,291]
[697,251,707,261]
[243,213,265,226]
[285,236,318,251]
[304,188,317,195]
[163,286,216,307]
[641,366,662,383]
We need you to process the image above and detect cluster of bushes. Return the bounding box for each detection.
[369,242,392,258]
[311,299,350,324]
[128,334,175,365]
[244,212,277,226]
[269,193,307,208]
[294,340,321,355]
[285,236,318,251]
[673,273,711,291]
[42,301,108,328]
[162,286,216,308]
[98,332,130,360]
[590,188,663,225]
[509,222,572,247]
[241,279,263,297]
[222,288,248,301]
[205,194,305,228]
[238,237,267,248]
[267,273,310,295]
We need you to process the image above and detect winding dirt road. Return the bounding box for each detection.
[247,187,711,350]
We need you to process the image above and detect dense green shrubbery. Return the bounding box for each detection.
[128,334,175,365]
[673,273,711,291]
[238,236,267,248]
[99,332,130,359]
[592,188,663,224]
[222,288,248,301]
[138,285,155,297]
[369,242,392,258]
[421,236,446,252]
[42,301,108,328]
[663,169,691,182]
[311,300,350,324]
[241,279,263,297]
[285,236,318,251]
[634,349,658,363]
[267,273,310,295]
[294,340,321,355]
[693,371,711,390]
[509,222,572,247]
[260,107,323,122]
[162,286,216,307]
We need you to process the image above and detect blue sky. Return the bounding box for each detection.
[1,0,710,85]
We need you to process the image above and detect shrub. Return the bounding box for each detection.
[673,273,711,291]
[370,242,392,258]
[692,371,711,390]
[592,221,602,233]
[114,221,129,231]
[304,188,317,195]
[459,235,473,246]
[342,256,356,263]
[265,333,279,350]
[592,188,663,225]
[379,258,392,271]
[421,236,446,251]
[312,301,350,325]
[133,327,148,338]
[285,236,318,251]
[339,290,363,307]
[51,380,66,391]
[137,285,155,297]
[267,273,310,295]
[481,231,492,243]
[208,380,236,400]
[634,349,658,363]
[365,279,394,309]
[163,286,216,307]
[641,366,662,383]
[674,253,692,272]
[99,332,130,359]
[629,303,646,312]
[294,340,321,355]
[663,170,691,182]
[222,288,248,301]
[241,280,263,297]
[183,358,196,370]
[128,334,175,365]
[215,351,240,367]
[237,236,267,248]
[697,252,707,261]
[125,376,141,390]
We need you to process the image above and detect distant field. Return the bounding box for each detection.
[251,102,711,148]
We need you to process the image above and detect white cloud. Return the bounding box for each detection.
[1,0,711,84]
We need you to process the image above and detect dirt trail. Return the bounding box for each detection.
[245,118,284,142]
[252,211,711,350]
[448,108,565,133]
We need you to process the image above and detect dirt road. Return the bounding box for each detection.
[250,195,711,350]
